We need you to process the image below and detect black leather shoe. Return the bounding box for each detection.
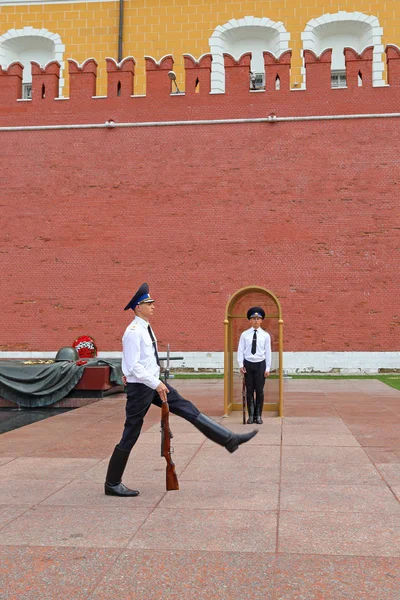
[247,415,254,424]
[255,415,263,424]
[104,482,140,497]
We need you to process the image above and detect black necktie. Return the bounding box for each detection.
[251,329,257,354]
[147,325,160,366]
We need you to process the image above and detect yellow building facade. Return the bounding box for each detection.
[0,0,398,95]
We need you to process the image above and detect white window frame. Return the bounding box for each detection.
[250,71,265,90]
[301,11,384,88]
[209,16,290,93]
[22,82,32,98]
[0,27,65,96]
[331,70,347,88]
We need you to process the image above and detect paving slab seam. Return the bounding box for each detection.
[34,477,96,507]
[86,549,279,600]
[0,456,18,465]
[86,547,145,600]
[316,383,359,423]
[332,406,400,505]
[0,504,32,532]
[370,466,400,506]
[0,410,126,456]
[148,507,279,515]
[281,442,360,448]
[43,408,125,432]
[0,477,90,529]
[274,417,283,556]
[118,438,211,546]
[167,428,214,480]
[278,508,399,515]
[84,437,213,599]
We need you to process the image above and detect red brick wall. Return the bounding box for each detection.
[0,51,399,353]
[1,118,399,353]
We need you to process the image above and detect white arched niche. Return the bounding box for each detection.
[209,16,290,93]
[301,12,384,87]
[0,27,65,97]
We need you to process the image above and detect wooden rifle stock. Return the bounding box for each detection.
[161,400,179,491]
[242,376,246,425]
[160,343,179,491]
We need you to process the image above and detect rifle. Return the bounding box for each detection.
[242,375,246,425]
[160,344,179,491]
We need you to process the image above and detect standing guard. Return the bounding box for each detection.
[237,306,271,424]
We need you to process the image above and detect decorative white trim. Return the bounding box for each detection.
[30,58,61,70]
[182,53,211,65]
[144,54,173,66]
[0,351,398,374]
[67,57,98,70]
[105,56,135,69]
[301,11,385,88]
[0,26,65,94]
[209,16,290,93]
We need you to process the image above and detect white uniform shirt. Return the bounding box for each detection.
[122,316,162,389]
[237,327,272,371]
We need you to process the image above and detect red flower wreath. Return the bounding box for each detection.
[72,335,97,359]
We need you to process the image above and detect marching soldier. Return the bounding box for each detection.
[237,306,271,424]
[105,283,259,497]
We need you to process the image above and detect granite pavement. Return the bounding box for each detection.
[1,378,400,599]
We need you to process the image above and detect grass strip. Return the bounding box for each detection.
[171,373,400,391]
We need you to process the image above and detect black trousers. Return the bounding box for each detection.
[244,359,266,413]
[118,382,200,452]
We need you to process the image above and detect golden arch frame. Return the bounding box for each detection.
[223,285,284,416]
